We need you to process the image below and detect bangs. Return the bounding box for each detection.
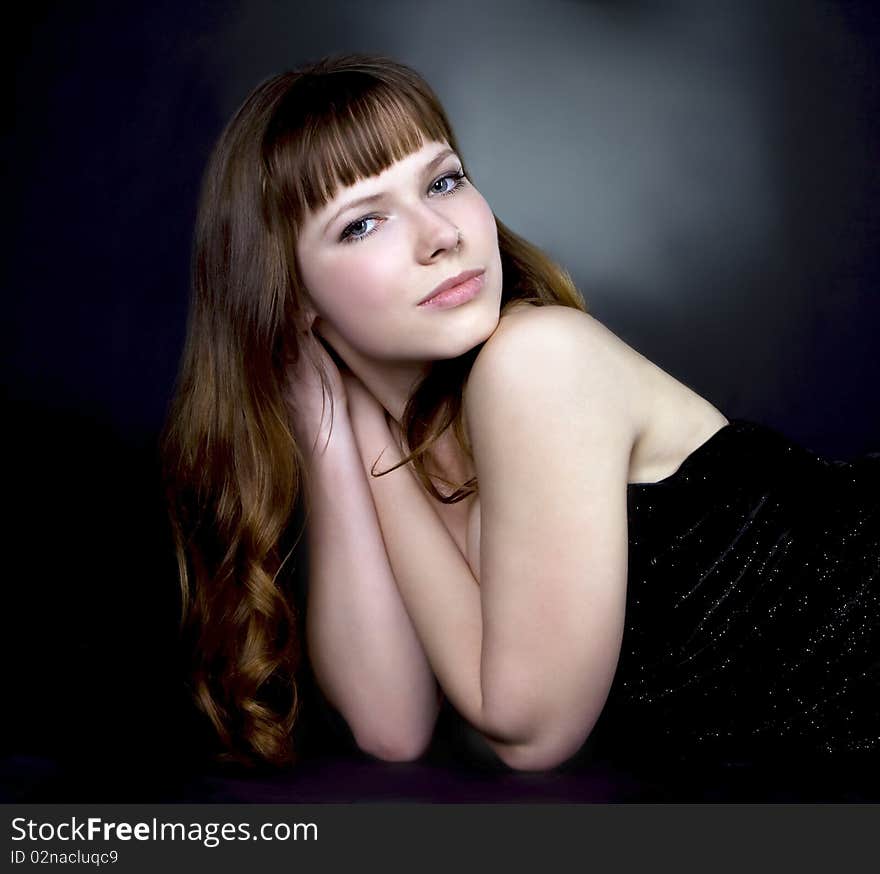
[263,65,455,228]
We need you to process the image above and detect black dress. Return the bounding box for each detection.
[589,418,880,772]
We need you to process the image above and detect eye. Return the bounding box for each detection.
[340,216,381,244]
[430,169,468,196]
[339,169,467,243]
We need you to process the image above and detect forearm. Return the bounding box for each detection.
[350,413,535,753]
[302,411,440,758]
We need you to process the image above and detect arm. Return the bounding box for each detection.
[343,378,516,754]
[349,308,637,771]
[466,308,636,770]
[303,405,441,762]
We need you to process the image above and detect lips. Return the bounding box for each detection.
[419,268,485,305]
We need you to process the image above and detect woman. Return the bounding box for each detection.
[162,53,879,774]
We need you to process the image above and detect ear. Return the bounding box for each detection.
[301,301,319,331]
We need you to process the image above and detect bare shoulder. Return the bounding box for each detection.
[463,303,642,497]
[465,303,651,441]
[486,300,598,346]
[465,303,730,485]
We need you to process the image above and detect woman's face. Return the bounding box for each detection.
[294,139,504,370]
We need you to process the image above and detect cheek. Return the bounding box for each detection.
[311,249,400,316]
[468,193,499,242]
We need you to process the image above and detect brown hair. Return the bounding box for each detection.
[161,53,587,768]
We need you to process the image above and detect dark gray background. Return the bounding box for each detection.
[4,0,879,797]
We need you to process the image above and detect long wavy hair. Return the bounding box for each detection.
[161,53,587,768]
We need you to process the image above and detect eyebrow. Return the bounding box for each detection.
[323,147,457,235]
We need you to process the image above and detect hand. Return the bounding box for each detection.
[283,317,349,454]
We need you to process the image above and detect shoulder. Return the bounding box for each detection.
[470,303,646,385]
[464,304,647,439]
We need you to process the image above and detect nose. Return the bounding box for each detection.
[412,203,461,262]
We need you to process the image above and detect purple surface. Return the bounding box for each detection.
[3,750,876,804]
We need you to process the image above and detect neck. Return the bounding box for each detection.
[313,318,428,426]
[345,352,428,429]
[312,321,475,485]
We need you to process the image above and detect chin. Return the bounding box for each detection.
[481,291,504,334]
[453,298,502,353]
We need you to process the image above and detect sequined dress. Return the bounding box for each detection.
[588,418,880,770]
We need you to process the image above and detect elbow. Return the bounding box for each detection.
[481,697,593,773]
[354,699,441,763]
[357,726,434,763]
[491,726,590,772]
[480,666,611,772]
